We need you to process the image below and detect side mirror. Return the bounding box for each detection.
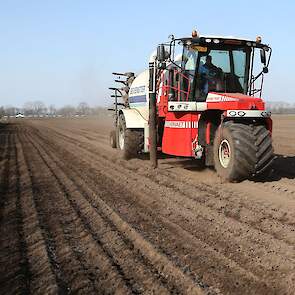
[263,66,268,73]
[157,44,166,62]
[260,49,266,65]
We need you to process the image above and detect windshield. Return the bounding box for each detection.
[182,45,250,100]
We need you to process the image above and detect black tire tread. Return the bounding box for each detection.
[118,114,144,160]
[253,124,274,174]
[214,122,273,182]
[124,129,143,160]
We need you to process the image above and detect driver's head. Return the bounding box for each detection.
[206,55,212,65]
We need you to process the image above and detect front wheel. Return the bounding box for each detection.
[213,121,273,182]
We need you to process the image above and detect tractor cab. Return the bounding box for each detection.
[182,42,248,100]
[157,33,271,108]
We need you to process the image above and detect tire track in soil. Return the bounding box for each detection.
[38,123,295,213]
[3,121,294,294]
[26,126,288,294]
[18,130,97,294]
[0,126,11,220]
[28,132,247,295]
[24,125,206,294]
[14,132,31,295]
[18,131,125,294]
[44,123,295,221]
[49,122,295,205]
[154,175,295,245]
[15,126,60,294]
[44,124,295,242]
[20,131,152,294]
[132,165,295,245]
[0,132,29,295]
[36,126,295,247]
[42,121,295,246]
[32,123,295,294]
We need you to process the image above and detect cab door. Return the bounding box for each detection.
[161,69,198,157]
[162,110,198,157]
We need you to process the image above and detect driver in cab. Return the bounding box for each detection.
[199,55,223,95]
[201,55,219,74]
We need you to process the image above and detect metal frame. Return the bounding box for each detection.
[248,47,272,97]
[160,35,271,100]
[108,87,123,127]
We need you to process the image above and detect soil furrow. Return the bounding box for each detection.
[34,126,295,254]
[25,125,206,295]
[28,123,288,294]
[1,117,294,295]
[15,127,59,294]
[18,132,101,294]
[37,124,295,227]
[23,128,174,294]
[0,128,11,221]
[31,123,295,294]
[14,132,31,294]
[0,132,30,295]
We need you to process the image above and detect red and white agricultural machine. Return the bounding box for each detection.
[109,31,273,182]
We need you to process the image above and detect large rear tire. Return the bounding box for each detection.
[213,121,273,182]
[117,114,143,160]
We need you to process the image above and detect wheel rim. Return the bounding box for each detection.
[218,139,231,168]
[118,127,124,150]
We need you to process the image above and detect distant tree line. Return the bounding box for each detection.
[1,100,294,119]
[0,101,107,118]
[266,101,295,114]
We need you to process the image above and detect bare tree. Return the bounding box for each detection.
[77,102,90,115]
[4,106,17,117]
[33,101,46,116]
[58,105,76,117]
[49,104,57,116]
[23,101,35,116]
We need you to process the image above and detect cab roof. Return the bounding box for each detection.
[177,35,269,49]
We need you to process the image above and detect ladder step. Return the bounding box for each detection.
[112,72,135,77]
[109,87,121,91]
[112,72,125,76]
[115,80,127,85]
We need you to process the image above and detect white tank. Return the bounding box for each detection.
[128,69,149,121]
[127,49,172,120]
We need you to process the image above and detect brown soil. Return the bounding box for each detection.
[0,115,294,295]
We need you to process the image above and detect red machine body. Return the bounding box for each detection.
[157,87,272,158]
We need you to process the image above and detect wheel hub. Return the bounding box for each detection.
[219,139,231,168]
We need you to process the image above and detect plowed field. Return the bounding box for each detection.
[0,115,294,294]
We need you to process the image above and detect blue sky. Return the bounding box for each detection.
[0,0,294,107]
